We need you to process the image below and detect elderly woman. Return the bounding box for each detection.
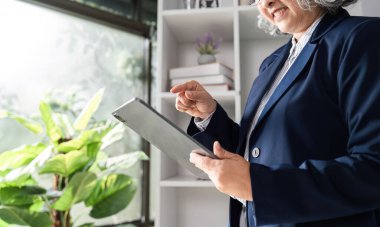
[171,0,380,226]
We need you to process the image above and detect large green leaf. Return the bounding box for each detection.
[0,206,51,227]
[85,174,136,218]
[55,113,75,138]
[0,111,43,134]
[88,151,108,172]
[2,146,52,186]
[0,174,36,188]
[39,102,62,142]
[0,219,8,227]
[77,223,94,227]
[73,88,104,131]
[57,129,102,153]
[29,200,45,213]
[39,150,90,177]
[90,185,135,218]
[0,186,46,206]
[100,123,125,150]
[91,120,116,139]
[75,142,102,173]
[85,142,101,160]
[0,144,46,171]
[52,172,97,211]
[99,151,148,173]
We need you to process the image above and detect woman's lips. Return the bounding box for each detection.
[272,7,288,20]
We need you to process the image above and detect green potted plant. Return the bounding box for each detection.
[0,88,148,227]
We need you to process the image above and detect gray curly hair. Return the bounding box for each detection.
[256,0,358,36]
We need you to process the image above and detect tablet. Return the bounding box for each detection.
[112,97,217,179]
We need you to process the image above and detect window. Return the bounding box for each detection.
[0,0,155,226]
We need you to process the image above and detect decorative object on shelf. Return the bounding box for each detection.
[184,0,196,9]
[0,88,148,227]
[196,32,222,65]
[199,0,220,8]
[197,54,217,65]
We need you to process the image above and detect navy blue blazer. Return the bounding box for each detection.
[188,8,380,227]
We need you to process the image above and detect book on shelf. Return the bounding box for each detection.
[170,74,234,88]
[203,84,232,92]
[169,62,234,80]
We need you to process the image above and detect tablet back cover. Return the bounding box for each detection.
[112,97,216,179]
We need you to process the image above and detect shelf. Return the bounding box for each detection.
[161,175,215,187]
[162,8,234,42]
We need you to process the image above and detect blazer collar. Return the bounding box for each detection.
[309,8,350,44]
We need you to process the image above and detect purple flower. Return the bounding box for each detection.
[195,33,222,55]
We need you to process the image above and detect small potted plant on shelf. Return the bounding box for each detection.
[196,32,222,65]
[0,88,148,227]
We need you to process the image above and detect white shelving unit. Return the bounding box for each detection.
[154,0,287,226]
[151,1,369,226]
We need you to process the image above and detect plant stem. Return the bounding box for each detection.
[52,209,62,227]
[42,195,54,221]
[52,174,62,227]
[64,210,71,227]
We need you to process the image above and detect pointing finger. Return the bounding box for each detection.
[178,93,195,107]
[170,81,199,94]
[185,90,209,101]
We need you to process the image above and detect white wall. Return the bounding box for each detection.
[347,0,380,17]
[361,0,380,17]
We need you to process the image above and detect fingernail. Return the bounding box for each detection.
[189,153,194,162]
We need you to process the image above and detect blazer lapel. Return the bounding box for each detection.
[254,43,317,131]
[238,43,291,154]
[248,8,350,133]
[244,9,349,152]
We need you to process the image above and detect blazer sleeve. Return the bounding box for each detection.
[251,19,380,225]
[187,103,240,153]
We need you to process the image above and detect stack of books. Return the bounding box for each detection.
[169,62,234,92]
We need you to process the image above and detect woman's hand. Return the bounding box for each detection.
[170,80,216,119]
[190,141,253,201]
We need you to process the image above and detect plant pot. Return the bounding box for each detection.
[197,54,216,65]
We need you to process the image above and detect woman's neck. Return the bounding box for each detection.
[293,8,327,41]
